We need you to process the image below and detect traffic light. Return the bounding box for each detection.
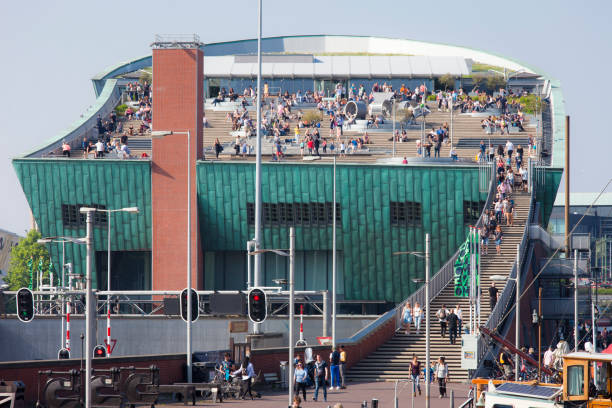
[180,288,199,322]
[93,345,107,358]
[248,288,267,323]
[58,348,70,359]
[16,288,34,323]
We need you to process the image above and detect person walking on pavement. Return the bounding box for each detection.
[339,345,347,389]
[294,362,308,401]
[410,354,422,396]
[313,354,328,402]
[231,356,255,399]
[437,304,449,338]
[447,308,459,345]
[329,347,341,390]
[434,356,449,398]
[489,282,499,310]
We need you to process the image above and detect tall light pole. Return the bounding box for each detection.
[393,232,430,408]
[250,229,294,408]
[97,207,139,356]
[332,156,337,347]
[151,130,193,381]
[425,233,430,408]
[252,0,264,336]
[79,207,96,408]
[574,249,578,351]
[289,228,295,408]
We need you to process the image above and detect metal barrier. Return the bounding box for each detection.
[393,162,496,329]
[476,185,536,365]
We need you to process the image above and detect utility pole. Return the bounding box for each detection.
[253,0,263,335]
[84,210,93,408]
[425,233,430,408]
[288,227,295,408]
[538,287,542,380]
[332,156,337,347]
[574,249,579,351]
[564,116,570,256]
[515,244,520,381]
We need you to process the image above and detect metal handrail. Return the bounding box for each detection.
[394,163,496,328]
[458,396,474,408]
[477,184,536,364]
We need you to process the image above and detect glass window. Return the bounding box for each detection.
[567,365,585,396]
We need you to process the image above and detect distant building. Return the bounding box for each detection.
[0,228,22,286]
[550,192,612,280]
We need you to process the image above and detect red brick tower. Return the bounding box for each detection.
[151,35,204,290]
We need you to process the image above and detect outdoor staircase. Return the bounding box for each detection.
[346,190,532,382]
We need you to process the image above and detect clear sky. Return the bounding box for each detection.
[1,0,610,235]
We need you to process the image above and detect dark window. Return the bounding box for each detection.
[390,201,421,226]
[246,202,341,226]
[262,203,270,224]
[246,203,255,225]
[61,204,107,228]
[316,202,326,225]
[464,201,485,225]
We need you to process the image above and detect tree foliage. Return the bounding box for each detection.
[438,74,455,91]
[6,230,51,290]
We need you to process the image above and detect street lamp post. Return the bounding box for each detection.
[332,155,337,347]
[96,207,139,356]
[151,130,193,381]
[393,233,430,408]
[79,207,96,408]
[250,228,295,408]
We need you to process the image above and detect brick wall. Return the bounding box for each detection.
[151,47,204,290]
[0,354,185,404]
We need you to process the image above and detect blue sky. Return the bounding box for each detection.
[0,0,610,234]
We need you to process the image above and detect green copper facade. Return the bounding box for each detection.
[197,162,488,302]
[13,158,489,301]
[13,159,152,289]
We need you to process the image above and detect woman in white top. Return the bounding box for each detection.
[434,356,449,397]
[413,303,423,334]
[402,303,413,335]
[454,305,463,334]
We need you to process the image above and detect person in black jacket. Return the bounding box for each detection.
[447,309,459,345]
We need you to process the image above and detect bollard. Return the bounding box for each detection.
[361,401,368,408]
[372,398,379,408]
[450,388,454,408]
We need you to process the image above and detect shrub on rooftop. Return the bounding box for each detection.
[302,109,323,125]
[115,104,128,116]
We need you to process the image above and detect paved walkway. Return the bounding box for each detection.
[156,381,473,407]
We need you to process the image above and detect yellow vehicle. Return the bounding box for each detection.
[473,352,612,408]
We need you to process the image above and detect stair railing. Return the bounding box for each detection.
[393,162,497,330]
[476,185,536,365]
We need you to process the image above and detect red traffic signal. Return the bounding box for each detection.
[93,345,107,358]
[248,288,267,323]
